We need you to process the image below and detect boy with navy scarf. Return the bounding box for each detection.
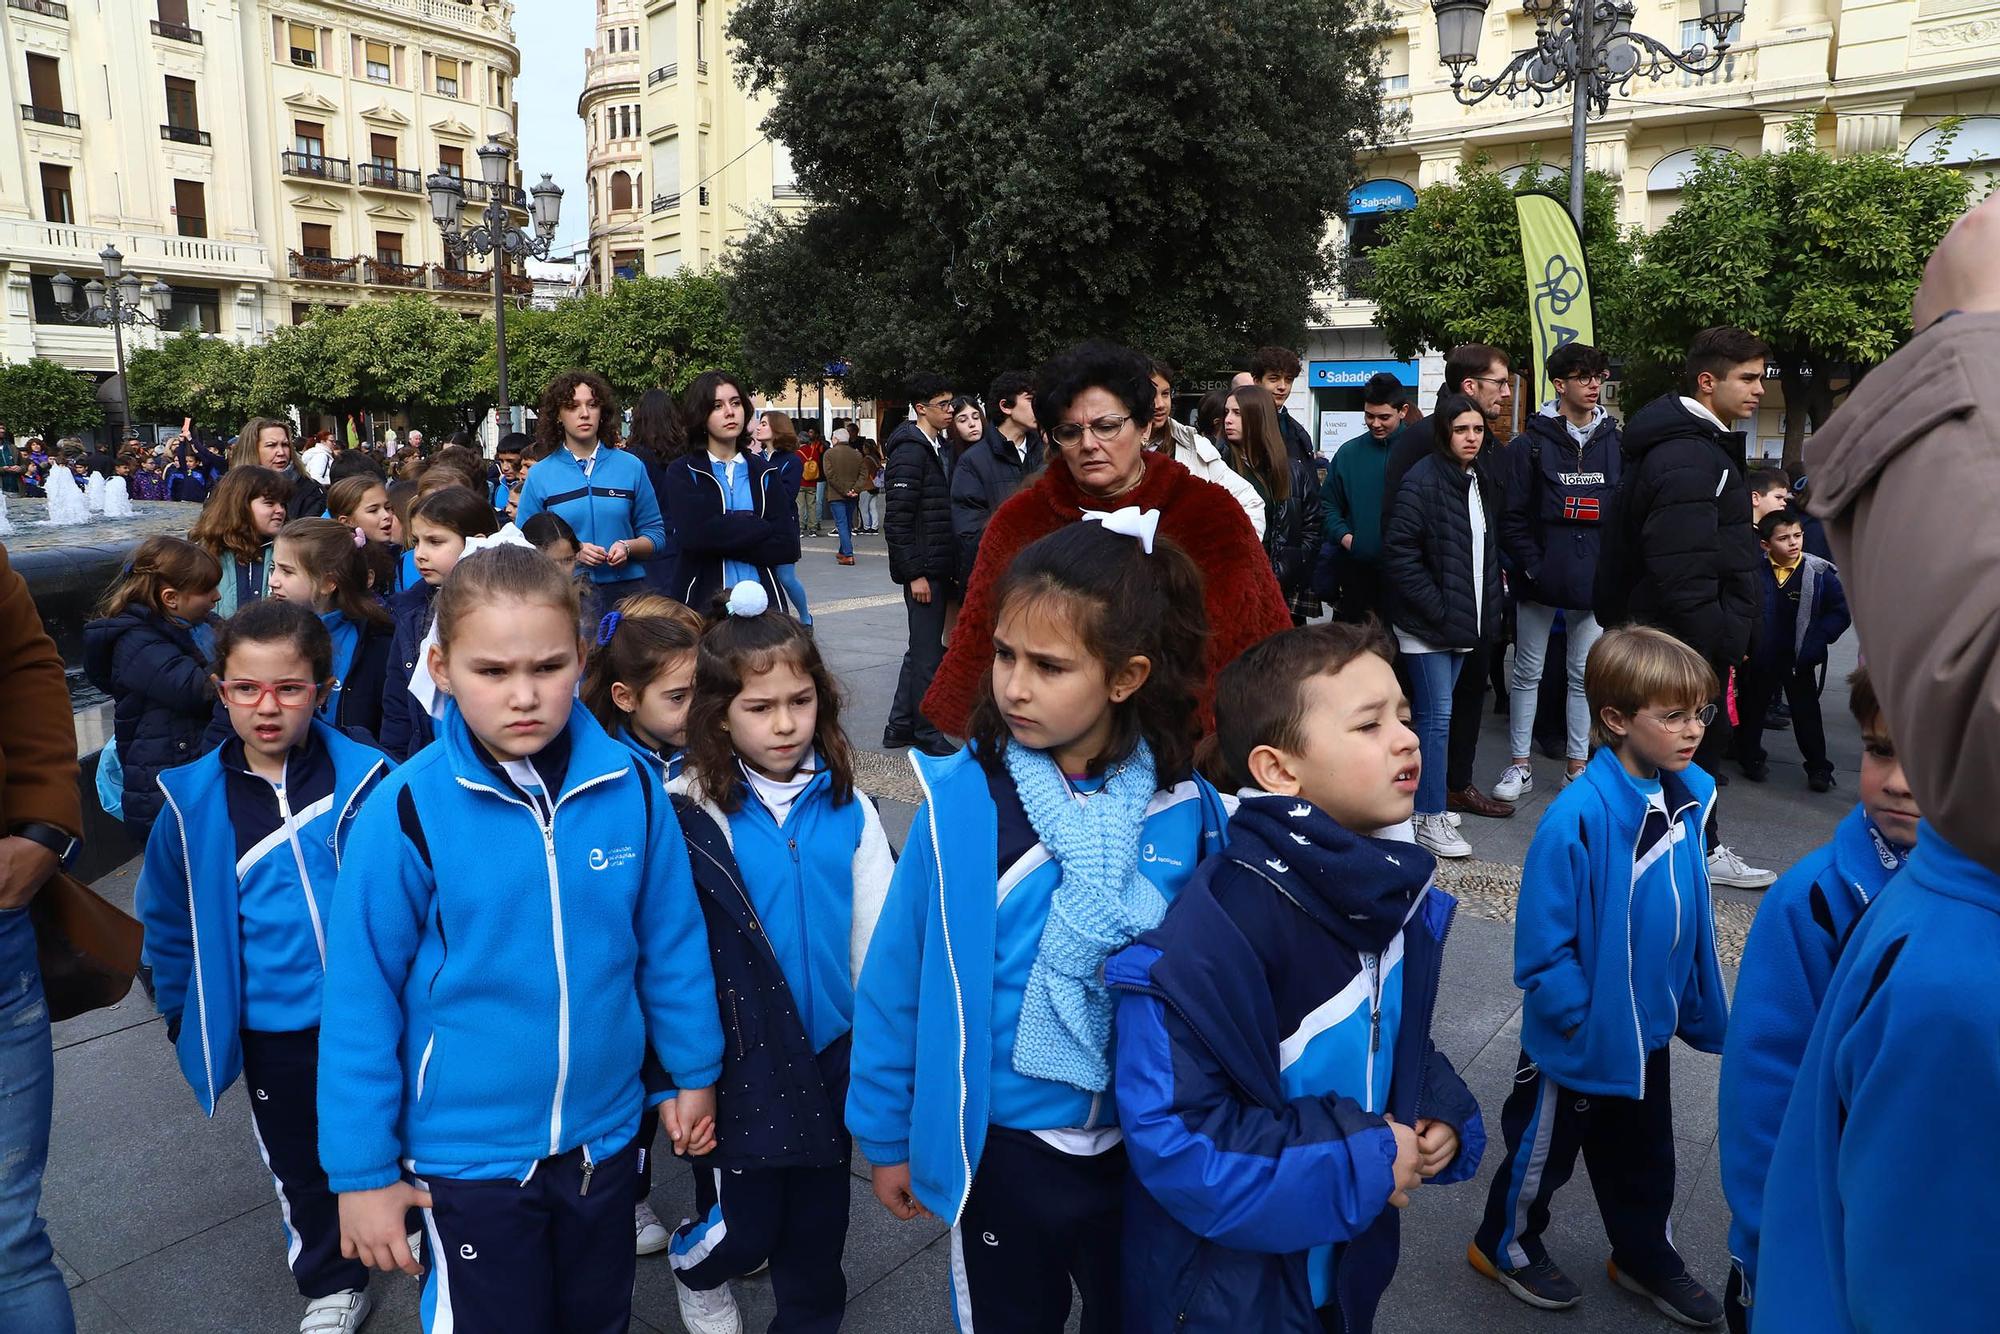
[1109,624,1483,1334]
[1469,625,1730,1327]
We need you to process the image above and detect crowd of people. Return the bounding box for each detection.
[0,190,1994,1334]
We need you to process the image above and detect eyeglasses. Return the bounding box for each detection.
[1048,414,1134,448]
[1556,373,1609,385]
[217,678,319,709]
[1637,703,1718,730]
[924,398,955,413]
[1469,375,1512,388]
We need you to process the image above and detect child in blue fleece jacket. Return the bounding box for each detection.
[1110,624,1483,1334]
[1717,666,1917,1331]
[318,544,720,1334]
[1470,626,1730,1328]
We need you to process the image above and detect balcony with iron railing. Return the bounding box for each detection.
[7,0,67,17]
[289,251,359,282]
[282,151,351,182]
[357,162,423,192]
[150,18,200,42]
[431,264,490,293]
[364,256,428,288]
[651,192,681,213]
[22,105,80,129]
[161,124,212,146]
[648,63,677,85]
[456,179,530,209]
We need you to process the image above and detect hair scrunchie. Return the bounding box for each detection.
[596,609,623,646]
[726,580,769,617]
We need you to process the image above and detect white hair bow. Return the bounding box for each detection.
[406,523,541,721]
[1080,505,1161,555]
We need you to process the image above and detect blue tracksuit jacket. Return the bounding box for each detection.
[1515,747,1730,1098]
[1108,795,1483,1334]
[668,765,894,1055]
[513,444,666,591]
[1719,805,1906,1303]
[317,701,722,1192]
[846,745,1230,1224]
[139,721,389,1115]
[1755,828,2000,1332]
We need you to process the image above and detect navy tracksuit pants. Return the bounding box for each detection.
[950,1127,1126,1334]
[418,1142,640,1334]
[667,1042,851,1333]
[240,1028,368,1300]
[1473,1046,1685,1284]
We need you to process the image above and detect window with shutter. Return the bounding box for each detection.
[366,40,392,82]
[26,55,63,113]
[165,76,200,130]
[294,120,324,156]
[435,56,460,96]
[174,179,207,237]
[440,145,464,177]
[370,134,397,166]
[376,231,404,265]
[158,0,190,24]
[301,223,333,258]
[40,165,73,224]
[289,22,318,67]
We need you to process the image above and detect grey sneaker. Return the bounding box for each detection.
[300,1289,373,1334]
[1468,1244,1582,1310]
[1707,845,1777,890]
[1494,763,1534,801]
[1414,812,1472,859]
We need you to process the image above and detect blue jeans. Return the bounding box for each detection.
[0,910,73,1333]
[774,565,812,625]
[830,497,856,558]
[1407,651,1465,816]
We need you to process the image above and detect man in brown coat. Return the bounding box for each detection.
[820,426,868,566]
[0,540,82,1331]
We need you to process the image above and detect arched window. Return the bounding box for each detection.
[1646,146,1736,192]
[1904,117,2000,167]
[611,170,633,211]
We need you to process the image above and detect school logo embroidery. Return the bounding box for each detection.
[981,1232,999,1246]
[254,1088,269,1101]
[458,1243,478,1260]
[1562,496,1601,522]
[1140,843,1183,868]
[1868,827,1901,871]
[588,845,638,871]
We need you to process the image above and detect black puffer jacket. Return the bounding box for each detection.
[1274,410,1326,599]
[83,607,218,834]
[1499,409,1622,611]
[1592,394,1760,667]
[1384,448,1504,650]
[883,421,955,588]
[949,428,1043,586]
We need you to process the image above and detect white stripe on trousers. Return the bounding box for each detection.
[245,1104,305,1274]
[421,1205,456,1334]
[949,1225,976,1332]
[1506,1070,1561,1270]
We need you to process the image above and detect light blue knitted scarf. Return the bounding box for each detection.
[1005,738,1164,1093]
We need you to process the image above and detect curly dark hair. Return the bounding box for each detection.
[968,520,1209,783]
[682,592,856,814]
[534,370,622,452]
[1031,341,1156,439]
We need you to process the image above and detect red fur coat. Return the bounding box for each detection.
[923,451,1291,737]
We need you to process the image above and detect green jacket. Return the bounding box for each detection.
[1324,430,1393,564]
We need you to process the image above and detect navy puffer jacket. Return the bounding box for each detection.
[83,607,218,834]
[1498,410,1622,611]
[1383,449,1504,650]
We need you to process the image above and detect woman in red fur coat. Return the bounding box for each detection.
[924,341,1291,738]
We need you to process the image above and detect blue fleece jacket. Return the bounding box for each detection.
[138,721,389,1115]
[317,701,722,1191]
[513,444,665,590]
[1109,794,1483,1333]
[1514,747,1729,1098]
[1756,829,2000,1332]
[846,745,1230,1224]
[668,764,894,1054]
[1719,805,1906,1306]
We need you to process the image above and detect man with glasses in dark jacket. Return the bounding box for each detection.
[949,370,1042,588]
[883,373,960,757]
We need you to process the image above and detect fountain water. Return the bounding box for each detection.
[102,475,136,519]
[43,466,93,526]
[0,488,13,538]
[83,472,107,514]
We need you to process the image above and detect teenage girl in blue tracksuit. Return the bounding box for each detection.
[378,486,498,760]
[318,543,722,1334]
[266,518,394,744]
[514,369,665,604]
[659,582,894,1332]
[849,518,1231,1332]
[138,600,391,1333]
[580,589,705,1255]
[1471,627,1731,1325]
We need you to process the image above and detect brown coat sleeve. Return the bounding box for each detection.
[1805,310,2000,870]
[0,544,83,836]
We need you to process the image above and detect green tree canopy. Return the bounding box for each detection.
[1621,119,1972,469]
[126,330,281,431]
[0,357,103,442]
[727,0,1394,396]
[499,272,747,410]
[251,298,494,434]
[1358,157,1639,378]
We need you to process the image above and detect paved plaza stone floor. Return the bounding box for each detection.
[47,530,1859,1332]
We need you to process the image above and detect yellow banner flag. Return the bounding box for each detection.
[1515,193,1595,409]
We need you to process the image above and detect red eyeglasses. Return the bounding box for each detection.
[216,679,318,709]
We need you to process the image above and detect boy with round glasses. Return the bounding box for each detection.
[1470,625,1730,1328]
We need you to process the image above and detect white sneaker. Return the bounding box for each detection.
[1494,764,1534,801]
[1414,813,1473,859]
[1707,845,1777,890]
[635,1200,670,1256]
[301,1289,373,1334]
[1445,811,1463,827]
[675,1276,744,1334]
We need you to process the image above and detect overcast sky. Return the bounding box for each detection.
[513,4,591,262]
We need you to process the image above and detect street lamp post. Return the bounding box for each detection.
[426,136,564,427]
[1432,0,1746,227]
[47,245,175,440]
